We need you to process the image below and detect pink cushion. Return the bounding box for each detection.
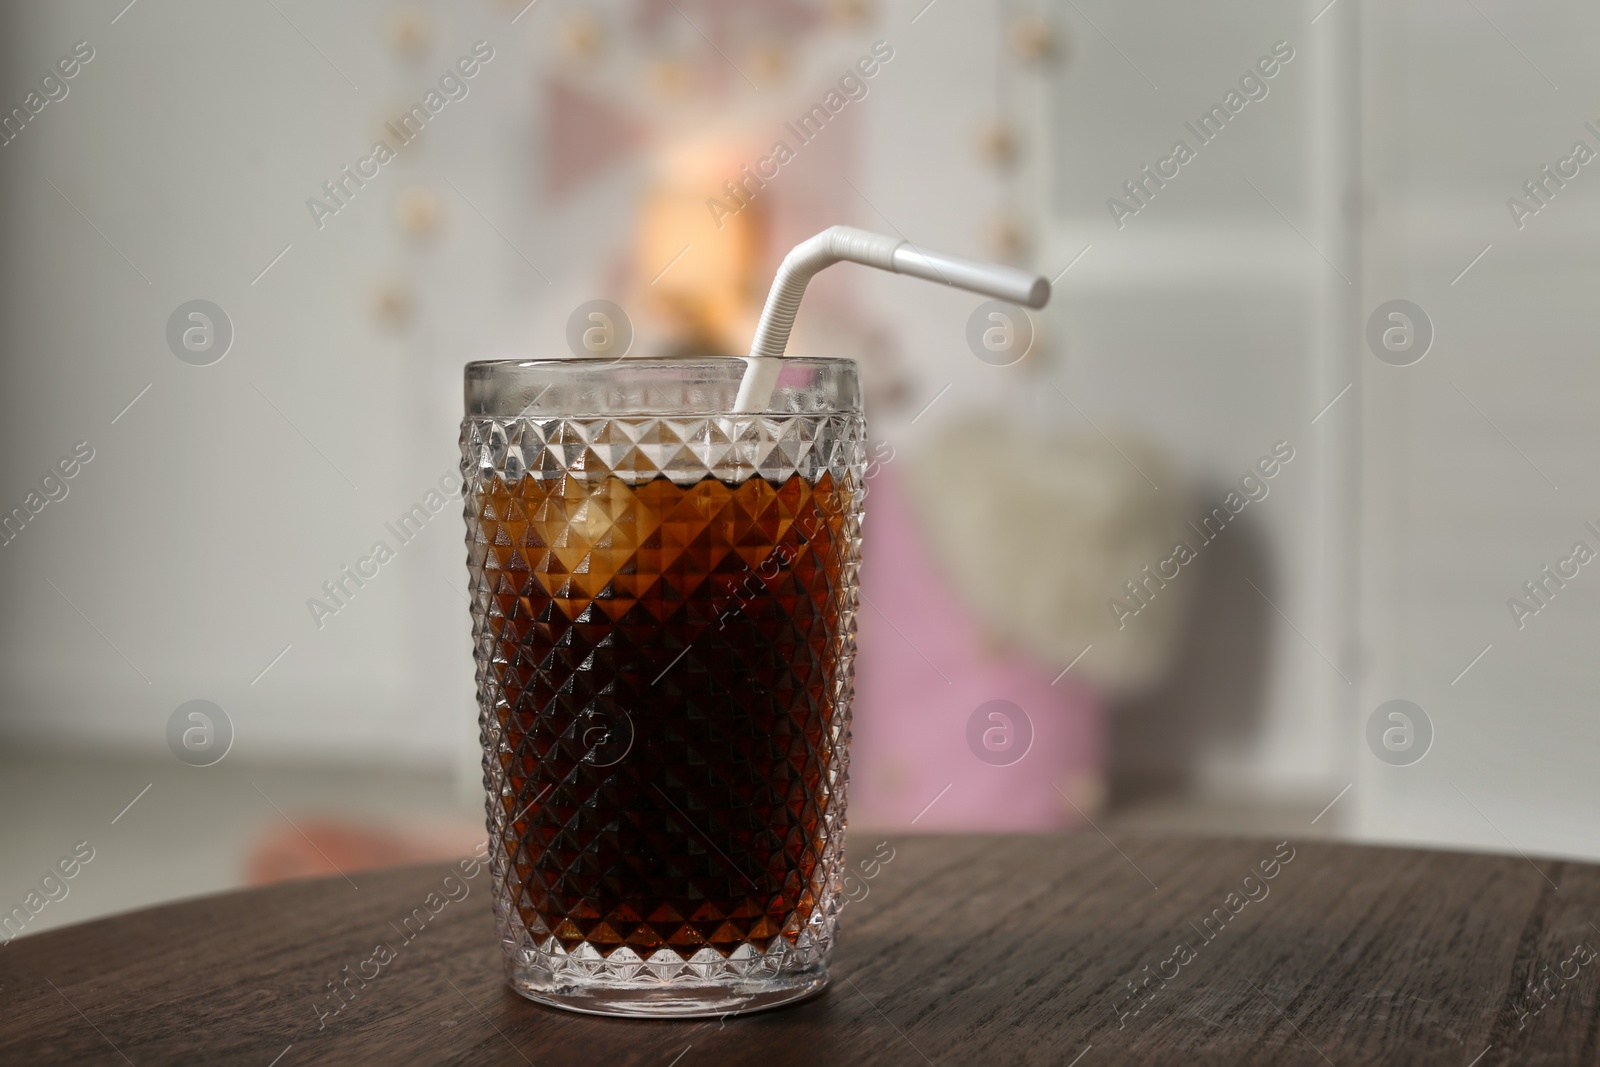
[849,466,1104,832]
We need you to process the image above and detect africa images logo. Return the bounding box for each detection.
[305,42,494,231]
[1106,40,1296,229]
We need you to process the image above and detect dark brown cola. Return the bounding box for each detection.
[466,470,856,958]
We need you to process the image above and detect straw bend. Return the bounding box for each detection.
[746,227,901,362]
[736,225,1050,412]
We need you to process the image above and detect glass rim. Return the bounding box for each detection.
[464,356,861,418]
[463,355,858,371]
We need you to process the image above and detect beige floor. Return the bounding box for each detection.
[0,746,481,942]
[0,746,1338,942]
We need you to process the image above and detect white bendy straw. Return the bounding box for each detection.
[734,225,1052,413]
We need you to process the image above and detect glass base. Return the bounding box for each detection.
[507,961,829,1019]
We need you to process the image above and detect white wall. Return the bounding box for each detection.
[9,0,1592,860]
[1355,0,1600,859]
[0,0,539,773]
[1023,0,1355,801]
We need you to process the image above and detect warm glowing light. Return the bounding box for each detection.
[636,143,765,356]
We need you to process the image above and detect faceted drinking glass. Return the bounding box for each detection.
[460,357,864,1017]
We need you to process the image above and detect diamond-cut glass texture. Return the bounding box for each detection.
[462,413,864,988]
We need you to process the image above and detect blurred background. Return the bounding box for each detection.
[3,0,1597,937]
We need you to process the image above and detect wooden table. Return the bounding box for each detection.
[3,834,1597,1065]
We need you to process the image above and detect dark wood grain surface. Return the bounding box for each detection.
[3,834,1597,1066]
